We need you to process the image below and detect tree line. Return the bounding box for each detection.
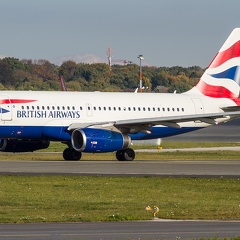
[0,57,204,93]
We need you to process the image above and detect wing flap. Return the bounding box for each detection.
[115,111,239,126]
[67,111,240,133]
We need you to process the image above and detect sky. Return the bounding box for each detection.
[1,0,240,67]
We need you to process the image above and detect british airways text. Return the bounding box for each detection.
[16,110,81,119]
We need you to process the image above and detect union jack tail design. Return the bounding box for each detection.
[195,28,240,103]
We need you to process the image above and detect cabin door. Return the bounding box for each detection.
[191,98,204,114]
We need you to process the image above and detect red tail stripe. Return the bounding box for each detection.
[232,98,240,106]
[209,40,240,69]
[196,81,237,98]
[0,99,36,104]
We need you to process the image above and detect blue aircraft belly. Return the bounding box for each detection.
[129,126,201,140]
[0,125,201,142]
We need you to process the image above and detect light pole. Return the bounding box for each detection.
[138,55,144,92]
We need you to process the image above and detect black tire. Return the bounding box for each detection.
[116,150,125,161]
[123,148,135,161]
[116,148,135,161]
[63,148,81,161]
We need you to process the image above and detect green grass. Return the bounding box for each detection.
[0,150,240,161]
[0,141,240,161]
[0,141,240,226]
[0,176,240,223]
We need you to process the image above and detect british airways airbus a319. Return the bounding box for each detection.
[1,28,240,161]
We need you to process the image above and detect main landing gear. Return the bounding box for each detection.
[63,147,135,161]
[116,148,135,161]
[63,148,82,161]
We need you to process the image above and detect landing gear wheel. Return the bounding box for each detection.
[116,148,135,161]
[123,148,135,161]
[116,150,125,161]
[63,148,82,161]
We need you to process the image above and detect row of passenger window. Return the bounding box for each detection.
[21,105,76,111]
[89,106,185,112]
[21,105,185,112]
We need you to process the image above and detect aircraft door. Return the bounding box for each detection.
[0,96,12,121]
[191,98,204,114]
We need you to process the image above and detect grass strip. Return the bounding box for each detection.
[0,175,240,223]
[0,141,238,161]
[0,150,240,161]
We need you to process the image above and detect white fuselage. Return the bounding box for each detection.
[0,90,234,141]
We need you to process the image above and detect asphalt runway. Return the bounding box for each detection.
[1,220,240,240]
[1,159,240,178]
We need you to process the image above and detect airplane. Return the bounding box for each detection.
[1,28,240,161]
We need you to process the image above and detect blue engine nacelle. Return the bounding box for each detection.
[71,128,131,153]
[0,139,50,152]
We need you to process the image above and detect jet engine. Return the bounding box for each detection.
[0,139,50,152]
[71,128,131,152]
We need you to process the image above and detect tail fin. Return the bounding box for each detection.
[193,28,240,100]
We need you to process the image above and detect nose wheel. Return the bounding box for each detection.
[116,148,135,161]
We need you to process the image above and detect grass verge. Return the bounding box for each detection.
[0,176,240,223]
[0,150,240,161]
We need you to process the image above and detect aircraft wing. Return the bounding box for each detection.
[67,111,240,134]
